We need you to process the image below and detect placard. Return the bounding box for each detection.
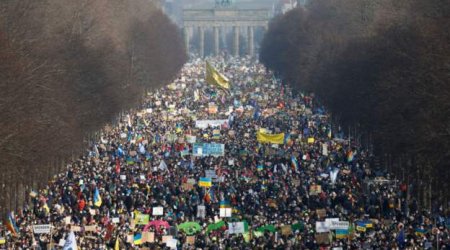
[152,207,164,216]
[315,221,330,233]
[315,233,330,244]
[134,214,150,225]
[228,222,245,234]
[195,120,228,129]
[309,185,322,195]
[281,225,292,236]
[197,205,206,218]
[84,225,97,232]
[142,232,154,243]
[120,175,126,181]
[162,235,173,244]
[112,217,120,224]
[32,224,52,234]
[220,208,232,218]
[325,218,339,227]
[329,221,349,230]
[316,209,326,219]
[186,236,195,245]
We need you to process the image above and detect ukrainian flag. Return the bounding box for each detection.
[415,228,426,237]
[220,200,231,208]
[199,177,212,187]
[257,165,264,171]
[133,233,142,245]
[94,187,102,207]
[335,229,348,239]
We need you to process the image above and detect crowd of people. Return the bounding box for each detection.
[1,56,449,249]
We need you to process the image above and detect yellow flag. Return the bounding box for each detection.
[115,237,120,250]
[205,61,230,90]
[257,130,285,144]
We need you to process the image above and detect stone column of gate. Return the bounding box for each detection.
[184,26,190,55]
[233,26,239,57]
[247,26,254,57]
[214,26,220,56]
[199,26,205,58]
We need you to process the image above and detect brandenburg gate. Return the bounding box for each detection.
[182,2,271,57]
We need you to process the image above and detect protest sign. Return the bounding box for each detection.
[186,135,196,144]
[152,207,164,216]
[315,233,330,244]
[315,221,330,233]
[329,221,349,230]
[228,222,246,234]
[32,224,52,234]
[142,232,154,243]
[193,143,225,157]
[309,185,322,195]
[220,208,232,218]
[197,205,206,218]
[316,209,327,219]
[195,120,228,129]
[134,214,150,225]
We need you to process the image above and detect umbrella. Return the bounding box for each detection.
[177,222,202,235]
[143,220,170,232]
[206,221,226,234]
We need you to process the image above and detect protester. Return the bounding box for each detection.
[1,56,448,250]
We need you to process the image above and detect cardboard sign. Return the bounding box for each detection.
[142,232,154,243]
[281,225,292,236]
[315,233,330,244]
[71,226,82,232]
[316,209,326,219]
[186,236,195,245]
[182,183,194,191]
[84,225,97,232]
[309,185,322,195]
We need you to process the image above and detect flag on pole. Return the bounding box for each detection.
[291,156,299,170]
[94,188,102,207]
[5,212,18,236]
[114,237,120,250]
[205,61,230,91]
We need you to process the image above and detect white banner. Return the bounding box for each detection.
[329,221,349,230]
[195,120,228,129]
[32,224,52,234]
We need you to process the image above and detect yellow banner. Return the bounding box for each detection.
[206,61,230,90]
[257,131,285,144]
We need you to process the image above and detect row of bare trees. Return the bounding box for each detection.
[0,0,186,216]
[260,0,450,210]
